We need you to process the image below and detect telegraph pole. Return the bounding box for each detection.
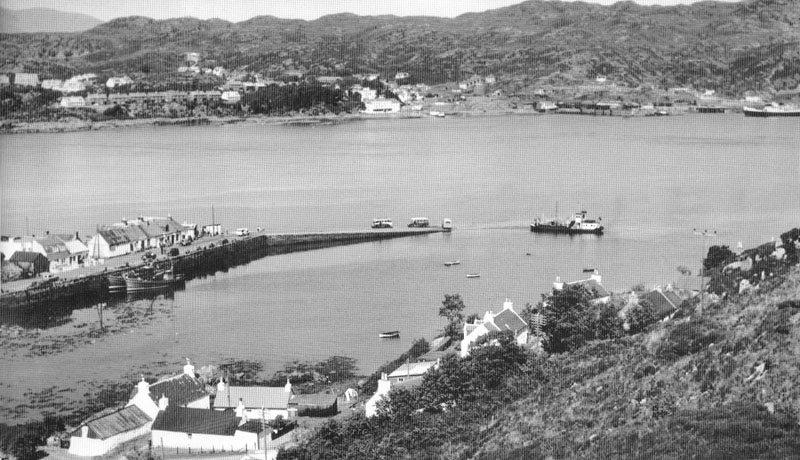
[693,228,717,312]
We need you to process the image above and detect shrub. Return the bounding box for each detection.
[657,319,722,360]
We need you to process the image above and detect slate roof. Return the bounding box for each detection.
[139,217,181,239]
[9,252,48,263]
[131,374,208,407]
[492,309,527,333]
[72,405,152,440]
[213,387,293,410]
[290,393,338,408]
[569,279,610,299]
[151,407,238,436]
[99,226,147,247]
[641,290,682,319]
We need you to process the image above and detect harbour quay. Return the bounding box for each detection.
[0,228,446,313]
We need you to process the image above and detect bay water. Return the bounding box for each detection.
[1,113,798,417]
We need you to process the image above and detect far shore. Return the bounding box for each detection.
[0,106,552,135]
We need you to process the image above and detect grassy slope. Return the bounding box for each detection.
[477,265,800,459]
[278,239,800,460]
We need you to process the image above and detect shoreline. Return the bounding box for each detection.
[0,112,430,135]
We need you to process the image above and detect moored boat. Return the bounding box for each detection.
[379,331,400,338]
[466,273,480,278]
[743,103,800,117]
[531,211,604,235]
[124,269,184,293]
[444,260,461,266]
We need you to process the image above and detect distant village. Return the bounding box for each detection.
[1,50,786,124]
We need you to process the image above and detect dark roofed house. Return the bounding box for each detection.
[9,251,49,275]
[68,405,153,456]
[640,289,683,319]
[290,392,339,417]
[150,406,264,451]
[553,271,611,304]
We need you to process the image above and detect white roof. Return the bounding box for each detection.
[388,361,437,379]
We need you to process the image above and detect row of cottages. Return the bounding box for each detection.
[69,359,337,456]
[0,233,89,274]
[69,359,211,456]
[87,216,182,259]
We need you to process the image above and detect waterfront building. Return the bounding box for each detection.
[8,251,49,275]
[87,216,182,259]
[0,74,9,85]
[213,379,294,421]
[460,299,529,357]
[361,98,401,114]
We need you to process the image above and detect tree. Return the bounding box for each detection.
[626,299,658,334]
[540,284,594,353]
[703,245,736,271]
[439,294,466,342]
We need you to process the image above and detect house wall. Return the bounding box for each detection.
[460,324,488,357]
[233,430,261,451]
[242,407,289,421]
[152,430,247,452]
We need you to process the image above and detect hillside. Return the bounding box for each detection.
[279,228,800,459]
[0,7,103,33]
[1,0,800,94]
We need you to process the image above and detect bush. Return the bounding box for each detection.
[657,319,722,360]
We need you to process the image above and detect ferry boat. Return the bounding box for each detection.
[743,103,800,117]
[531,211,604,235]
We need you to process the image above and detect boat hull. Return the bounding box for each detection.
[530,224,604,235]
[107,274,127,293]
[379,331,400,339]
[744,107,800,117]
[124,276,184,292]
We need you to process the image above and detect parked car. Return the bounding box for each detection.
[142,251,157,262]
[168,248,180,257]
[234,228,250,236]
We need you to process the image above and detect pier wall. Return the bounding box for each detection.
[0,229,443,317]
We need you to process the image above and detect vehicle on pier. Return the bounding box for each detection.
[408,217,430,228]
[442,219,453,231]
[371,218,393,229]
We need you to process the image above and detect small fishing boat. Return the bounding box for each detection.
[379,331,400,339]
[466,273,480,278]
[444,260,461,266]
[124,268,184,293]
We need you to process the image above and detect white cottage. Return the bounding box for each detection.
[151,406,261,452]
[213,379,294,421]
[460,299,529,357]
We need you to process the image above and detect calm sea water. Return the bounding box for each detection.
[1,113,798,411]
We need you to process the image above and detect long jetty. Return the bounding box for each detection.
[0,228,446,317]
